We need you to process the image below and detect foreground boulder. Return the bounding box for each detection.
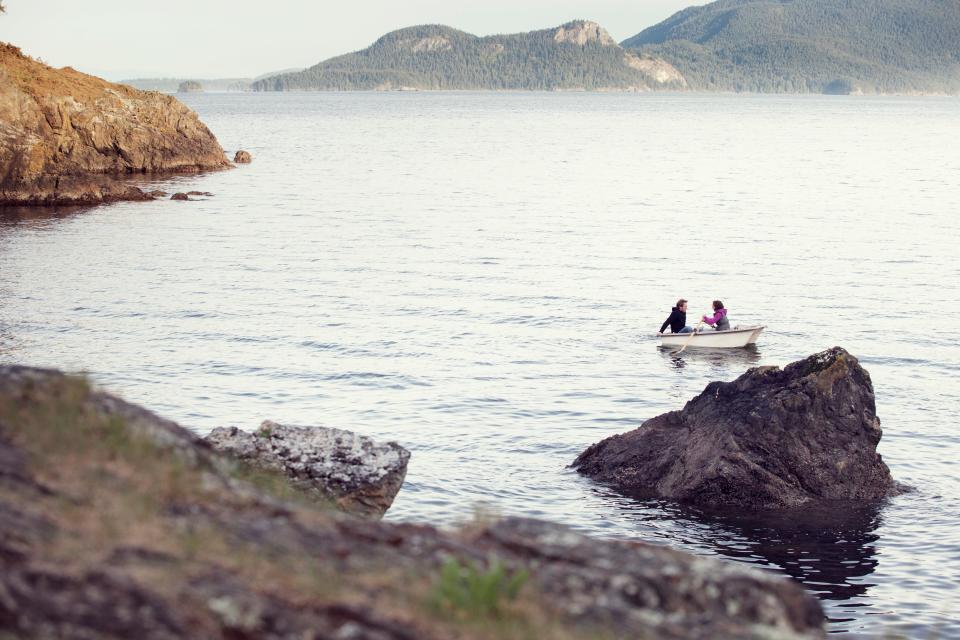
[0,43,229,206]
[0,365,827,639]
[204,421,410,519]
[574,347,897,509]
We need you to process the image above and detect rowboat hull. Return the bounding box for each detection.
[659,326,765,349]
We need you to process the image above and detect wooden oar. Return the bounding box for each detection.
[674,321,705,355]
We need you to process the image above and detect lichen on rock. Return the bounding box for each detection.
[204,420,410,519]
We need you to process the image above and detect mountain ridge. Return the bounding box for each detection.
[621,0,960,94]
[253,20,686,92]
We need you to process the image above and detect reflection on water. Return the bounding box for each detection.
[671,502,883,602]
[659,344,764,371]
[0,205,94,226]
[0,174,188,229]
[590,488,885,627]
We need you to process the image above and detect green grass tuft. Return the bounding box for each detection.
[430,557,529,619]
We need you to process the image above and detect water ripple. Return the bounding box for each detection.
[2,92,959,637]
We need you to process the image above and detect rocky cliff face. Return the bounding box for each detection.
[552,20,617,46]
[0,365,827,639]
[574,348,898,509]
[0,43,229,206]
[624,51,687,86]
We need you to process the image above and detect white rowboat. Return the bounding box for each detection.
[659,326,765,349]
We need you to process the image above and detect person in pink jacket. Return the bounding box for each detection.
[701,300,730,331]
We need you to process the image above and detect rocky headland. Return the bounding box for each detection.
[574,348,899,509]
[0,364,827,639]
[0,43,230,206]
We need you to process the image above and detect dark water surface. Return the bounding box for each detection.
[1,93,958,637]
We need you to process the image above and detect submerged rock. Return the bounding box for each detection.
[0,365,826,639]
[3,177,168,206]
[204,421,410,519]
[234,150,252,163]
[0,43,229,206]
[574,347,897,509]
[170,190,212,201]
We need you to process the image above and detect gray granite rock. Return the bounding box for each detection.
[204,421,410,519]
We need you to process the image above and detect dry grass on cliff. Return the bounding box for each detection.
[0,374,611,640]
[1,41,143,104]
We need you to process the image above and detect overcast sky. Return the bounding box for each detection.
[0,0,706,80]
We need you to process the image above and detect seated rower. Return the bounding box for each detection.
[701,300,730,331]
[658,298,695,335]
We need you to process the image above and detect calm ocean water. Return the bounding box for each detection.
[2,92,959,637]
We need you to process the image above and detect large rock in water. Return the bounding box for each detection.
[574,348,897,509]
[0,365,826,639]
[204,421,410,519]
[0,42,229,206]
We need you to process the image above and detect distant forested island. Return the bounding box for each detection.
[122,77,250,92]
[249,0,959,95]
[252,21,686,91]
[121,70,303,93]
[623,0,960,94]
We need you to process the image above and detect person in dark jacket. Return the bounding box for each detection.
[702,300,731,331]
[658,299,694,335]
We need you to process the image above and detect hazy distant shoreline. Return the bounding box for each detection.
[162,87,959,97]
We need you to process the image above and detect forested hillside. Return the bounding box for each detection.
[253,21,686,91]
[622,0,960,93]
